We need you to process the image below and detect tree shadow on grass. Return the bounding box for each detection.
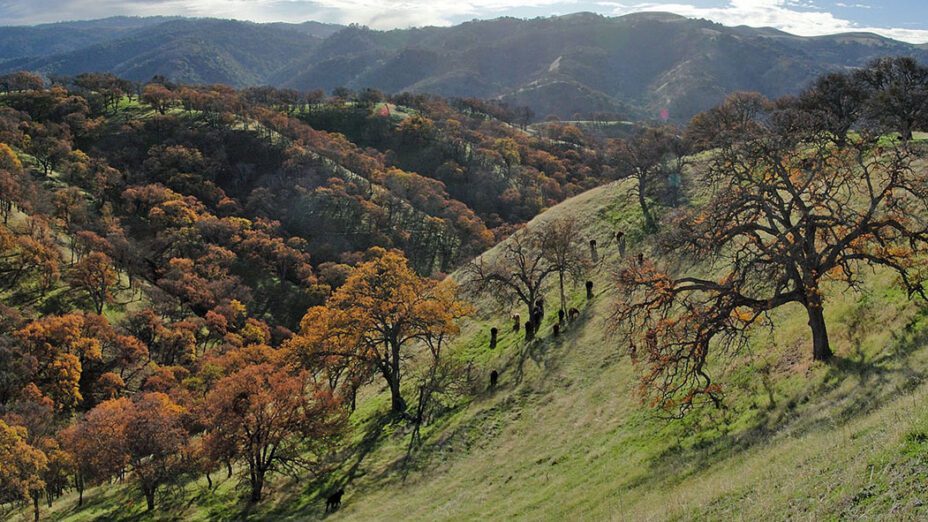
[258,412,394,520]
[498,304,596,387]
[627,309,928,495]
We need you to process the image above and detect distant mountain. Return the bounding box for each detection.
[2,12,927,120]
[2,19,332,86]
[0,16,178,61]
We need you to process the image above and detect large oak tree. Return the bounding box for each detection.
[614,110,928,415]
[289,248,470,415]
[204,363,343,502]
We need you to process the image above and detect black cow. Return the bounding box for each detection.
[326,488,344,513]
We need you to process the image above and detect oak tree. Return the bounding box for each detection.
[204,363,343,502]
[613,113,928,415]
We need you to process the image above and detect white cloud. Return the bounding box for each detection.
[602,0,928,43]
[1,0,926,43]
[0,0,574,28]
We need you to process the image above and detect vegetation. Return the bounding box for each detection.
[5,14,928,121]
[0,68,611,518]
[2,52,928,522]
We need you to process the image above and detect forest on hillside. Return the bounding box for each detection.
[5,14,928,122]
[2,53,928,520]
[0,70,619,519]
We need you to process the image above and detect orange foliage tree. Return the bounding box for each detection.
[289,248,472,415]
[124,392,189,511]
[14,313,108,409]
[68,251,118,314]
[59,398,132,506]
[203,363,343,502]
[0,420,47,522]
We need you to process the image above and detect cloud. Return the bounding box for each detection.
[1,0,927,44]
[0,0,572,28]
[601,0,928,43]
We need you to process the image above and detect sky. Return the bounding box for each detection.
[2,0,928,43]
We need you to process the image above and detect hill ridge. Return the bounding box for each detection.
[3,13,928,121]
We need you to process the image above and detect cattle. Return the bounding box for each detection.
[532,306,544,328]
[325,488,344,513]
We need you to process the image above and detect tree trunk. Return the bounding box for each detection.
[807,303,832,361]
[388,341,407,414]
[250,470,265,502]
[144,487,155,511]
[637,177,656,232]
[76,475,84,506]
[558,272,567,315]
[32,493,39,522]
[388,377,407,414]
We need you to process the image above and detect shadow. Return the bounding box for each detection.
[625,307,928,495]
[259,412,393,520]
[496,304,597,388]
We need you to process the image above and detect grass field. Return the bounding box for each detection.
[21,164,928,521]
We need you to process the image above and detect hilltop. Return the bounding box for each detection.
[3,13,928,120]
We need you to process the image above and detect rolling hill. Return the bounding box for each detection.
[27,146,928,520]
[3,12,928,121]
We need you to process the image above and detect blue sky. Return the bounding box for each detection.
[2,0,928,43]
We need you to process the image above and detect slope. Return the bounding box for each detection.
[4,13,928,121]
[321,172,928,520]
[33,146,928,520]
[4,19,325,86]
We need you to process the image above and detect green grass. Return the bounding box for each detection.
[25,166,928,521]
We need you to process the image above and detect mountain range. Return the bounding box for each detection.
[2,12,927,121]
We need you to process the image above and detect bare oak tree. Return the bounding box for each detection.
[541,217,592,314]
[613,115,928,416]
[464,227,560,325]
[610,126,688,232]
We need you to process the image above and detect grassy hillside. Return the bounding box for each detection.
[28,144,928,520]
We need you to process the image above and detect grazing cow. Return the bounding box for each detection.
[325,488,344,513]
[490,370,499,389]
[490,327,498,349]
[585,280,594,300]
[558,309,565,325]
[568,308,580,321]
[512,314,521,332]
[532,306,544,328]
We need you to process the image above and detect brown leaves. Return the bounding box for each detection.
[289,249,472,414]
[0,419,47,505]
